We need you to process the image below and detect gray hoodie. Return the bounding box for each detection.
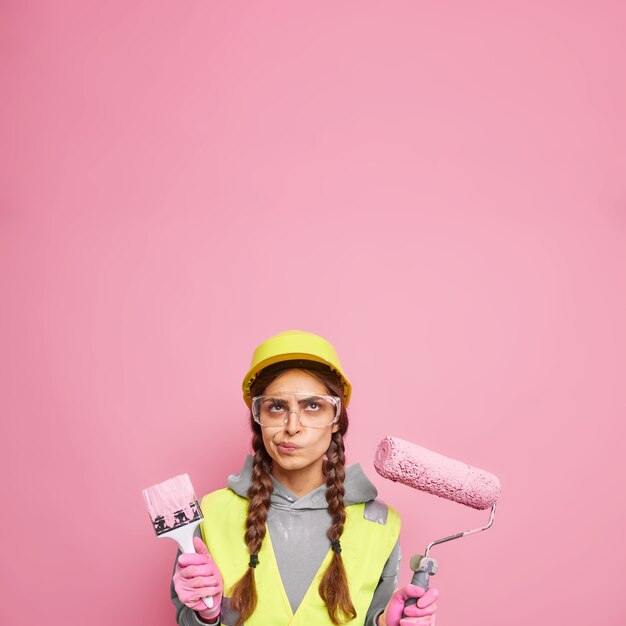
[172,456,401,625]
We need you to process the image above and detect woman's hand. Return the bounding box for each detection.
[378,585,439,626]
[173,536,224,621]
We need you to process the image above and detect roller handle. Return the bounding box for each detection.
[402,556,437,618]
[403,570,429,612]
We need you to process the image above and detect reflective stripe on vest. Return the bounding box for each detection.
[200,488,401,626]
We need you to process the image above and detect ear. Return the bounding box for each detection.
[331,422,339,434]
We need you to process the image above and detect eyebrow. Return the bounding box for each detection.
[297,395,324,404]
[263,394,325,402]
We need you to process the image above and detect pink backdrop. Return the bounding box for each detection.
[2,2,625,625]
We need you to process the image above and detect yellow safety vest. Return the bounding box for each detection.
[200,488,401,626]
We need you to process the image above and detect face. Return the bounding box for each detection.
[259,369,339,484]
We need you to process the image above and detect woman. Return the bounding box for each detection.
[171,330,439,626]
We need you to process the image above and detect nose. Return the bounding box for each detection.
[284,409,302,434]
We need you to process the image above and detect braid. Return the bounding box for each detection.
[244,432,274,553]
[325,432,347,541]
[230,431,274,626]
[318,431,357,624]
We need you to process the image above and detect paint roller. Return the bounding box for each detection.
[374,436,501,614]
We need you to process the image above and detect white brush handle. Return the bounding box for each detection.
[161,521,214,609]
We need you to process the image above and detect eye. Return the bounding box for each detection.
[269,401,287,413]
[307,401,320,411]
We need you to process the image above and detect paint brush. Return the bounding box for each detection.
[142,473,213,609]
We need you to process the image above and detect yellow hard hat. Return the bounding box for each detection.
[242,330,352,408]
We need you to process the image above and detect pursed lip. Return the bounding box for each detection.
[276,442,300,450]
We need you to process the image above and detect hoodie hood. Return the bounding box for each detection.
[227,454,378,510]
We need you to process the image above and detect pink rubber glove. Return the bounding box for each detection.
[378,585,439,626]
[173,536,224,621]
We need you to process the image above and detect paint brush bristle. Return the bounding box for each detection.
[142,473,203,535]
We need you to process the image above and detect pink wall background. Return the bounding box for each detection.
[2,2,625,625]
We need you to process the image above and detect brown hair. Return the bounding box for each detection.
[230,361,357,625]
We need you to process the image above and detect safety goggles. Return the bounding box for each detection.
[251,392,341,428]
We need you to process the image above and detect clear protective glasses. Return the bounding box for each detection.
[251,392,341,429]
